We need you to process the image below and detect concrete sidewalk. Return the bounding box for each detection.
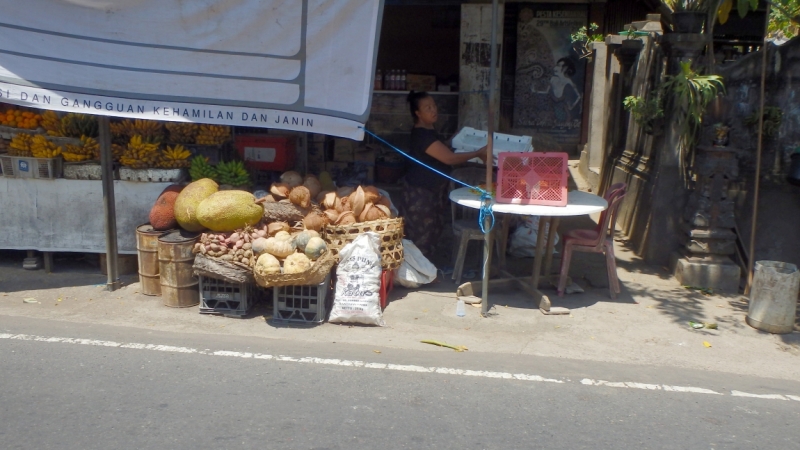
[1,220,798,382]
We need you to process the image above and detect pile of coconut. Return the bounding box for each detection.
[258,170,397,233]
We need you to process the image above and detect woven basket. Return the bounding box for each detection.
[254,250,336,288]
[323,217,404,270]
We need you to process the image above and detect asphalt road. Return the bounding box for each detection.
[1,316,799,450]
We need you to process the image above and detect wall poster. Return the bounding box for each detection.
[513,5,587,149]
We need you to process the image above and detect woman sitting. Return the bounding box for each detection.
[401,90,487,260]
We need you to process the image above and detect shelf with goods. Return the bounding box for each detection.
[0,105,239,182]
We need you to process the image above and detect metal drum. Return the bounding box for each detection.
[158,229,200,307]
[747,261,800,334]
[136,224,166,296]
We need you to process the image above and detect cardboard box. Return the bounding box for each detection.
[306,141,325,163]
[354,146,377,164]
[353,161,374,184]
[332,138,357,162]
[324,161,351,181]
[406,74,436,92]
[308,159,325,175]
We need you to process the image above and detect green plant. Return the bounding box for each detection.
[570,23,603,44]
[661,61,725,146]
[623,95,665,134]
[744,106,783,138]
[665,0,712,12]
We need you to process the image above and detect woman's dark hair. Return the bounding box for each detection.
[407,90,430,123]
[556,57,576,77]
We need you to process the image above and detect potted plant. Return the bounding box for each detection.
[570,23,603,60]
[713,123,730,146]
[660,60,725,175]
[665,0,710,33]
[623,94,664,135]
[620,26,645,53]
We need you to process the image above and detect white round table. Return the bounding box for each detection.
[449,188,607,216]
[448,187,608,313]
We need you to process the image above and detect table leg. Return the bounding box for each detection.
[496,214,511,270]
[44,252,53,274]
[531,216,549,291]
[543,217,560,281]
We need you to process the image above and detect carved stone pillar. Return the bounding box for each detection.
[670,146,741,292]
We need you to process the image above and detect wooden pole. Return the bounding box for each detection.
[98,116,121,291]
[745,4,771,295]
[481,0,500,316]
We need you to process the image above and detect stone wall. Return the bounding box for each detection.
[714,37,800,268]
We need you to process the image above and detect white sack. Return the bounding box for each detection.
[394,239,437,288]
[329,232,384,326]
[508,216,559,258]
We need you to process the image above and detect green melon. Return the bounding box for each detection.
[196,190,264,232]
[174,178,219,232]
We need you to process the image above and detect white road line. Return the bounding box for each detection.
[581,378,723,395]
[0,332,562,384]
[731,391,789,401]
[1,333,798,402]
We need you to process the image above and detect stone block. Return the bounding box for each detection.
[670,251,741,293]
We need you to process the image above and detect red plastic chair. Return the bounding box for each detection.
[557,184,627,299]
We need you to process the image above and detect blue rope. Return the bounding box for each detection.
[360,127,495,233]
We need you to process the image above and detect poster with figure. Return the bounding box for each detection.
[513,5,587,148]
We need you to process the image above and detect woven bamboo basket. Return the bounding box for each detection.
[254,250,336,288]
[323,217,404,270]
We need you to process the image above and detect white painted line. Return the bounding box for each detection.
[581,378,723,395]
[2,333,798,402]
[662,385,723,395]
[0,333,562,384]
[731,391,788,401]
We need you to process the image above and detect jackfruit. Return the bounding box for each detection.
[196,190,263,232]
[174,178,219,232]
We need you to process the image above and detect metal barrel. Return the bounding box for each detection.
[136,224,166,296]
[158,229,200,308]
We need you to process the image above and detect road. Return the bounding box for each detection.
[1,316,799,450]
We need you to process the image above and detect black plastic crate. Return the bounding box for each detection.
[199,275,267,317]
[273,274,331,324]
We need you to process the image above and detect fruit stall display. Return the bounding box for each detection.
[152,169,402,283]
[0,106,237,180]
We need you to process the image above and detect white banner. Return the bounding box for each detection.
[0,0,384,140]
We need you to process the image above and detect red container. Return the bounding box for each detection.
[497,152,569,206]
[234,135,296,171]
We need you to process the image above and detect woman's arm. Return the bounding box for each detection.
[425,140,487,166]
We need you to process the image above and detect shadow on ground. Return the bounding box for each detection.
[0,250,127,292]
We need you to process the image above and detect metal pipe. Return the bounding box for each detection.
[98,115,121,291]
[745,5,771,295]
[481,0,500,316]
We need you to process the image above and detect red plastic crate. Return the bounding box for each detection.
[380,269,394,309]
[497,152,568,206]
[234,135,296,171]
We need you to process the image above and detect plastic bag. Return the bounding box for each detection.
[329,232,385,326]
[394,239,437,288]
[508,216,558,258]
